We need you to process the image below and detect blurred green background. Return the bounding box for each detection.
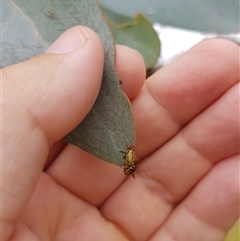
[99,0,239,32]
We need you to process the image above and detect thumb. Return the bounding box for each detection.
[4,26,103,143]
[2,26,103,235]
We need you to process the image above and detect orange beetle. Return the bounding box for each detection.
[121,147,136,178]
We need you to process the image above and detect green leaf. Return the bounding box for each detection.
[99,0,239,32]
[224,220,239,241]
[2,0,135,166]
[103,8,160,69]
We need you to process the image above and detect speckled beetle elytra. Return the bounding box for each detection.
[120,147,136,178]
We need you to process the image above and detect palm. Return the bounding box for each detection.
[4,37,239,241]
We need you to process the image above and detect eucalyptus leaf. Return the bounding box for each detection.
[104,10,160,69]
[2,0,135,166]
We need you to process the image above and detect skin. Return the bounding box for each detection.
[2,26,239,241]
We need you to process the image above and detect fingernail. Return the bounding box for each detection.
[46,27,86,54]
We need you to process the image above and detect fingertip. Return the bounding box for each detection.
[145,38,239,124]
[188,38,239,79]
[195,38,239,60]
[115,45,146,100]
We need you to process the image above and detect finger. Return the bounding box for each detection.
[137,83,239,202]
[115,45,146,99]
[100,43,239,240]
[149,155,239,241]
[45,45,145,166]
[132,39,239,158]
[3,27,103,144]
[46,46,146,206]
[2,26,103,239]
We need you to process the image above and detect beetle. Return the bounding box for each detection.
[120,147,136,178]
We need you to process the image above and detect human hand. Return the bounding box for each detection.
[2,25,239,241]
